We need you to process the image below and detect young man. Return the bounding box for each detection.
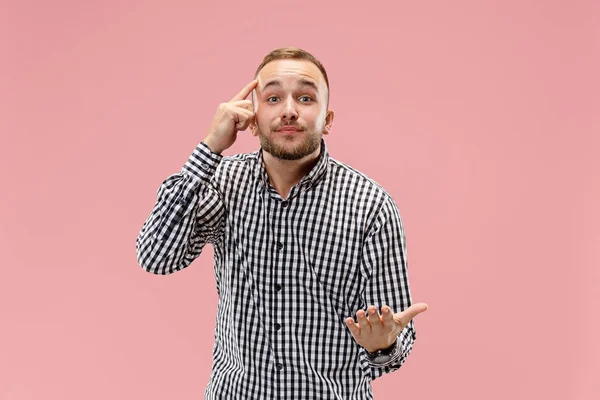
[136,47,427,399]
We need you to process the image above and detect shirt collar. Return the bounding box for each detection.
[255,138,329,189]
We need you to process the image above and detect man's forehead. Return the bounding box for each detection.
[257,59,325,90]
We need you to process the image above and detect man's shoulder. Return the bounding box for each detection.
[327,156,394,203]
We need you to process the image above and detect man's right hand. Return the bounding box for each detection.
[203,79,259,154]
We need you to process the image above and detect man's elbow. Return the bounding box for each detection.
[135,240,180,275]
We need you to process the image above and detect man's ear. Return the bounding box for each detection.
[250,119,258,136]
[323,109,335,135]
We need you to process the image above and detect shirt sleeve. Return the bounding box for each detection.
[359,197,417,380]
[135,142,226,275]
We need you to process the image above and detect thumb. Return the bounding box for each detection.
[393,303,428,327]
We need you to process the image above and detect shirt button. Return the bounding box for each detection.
[199,163,209,171]
[276,242,284,250]
[281,201,288,208]
[276,363,283,371]
[274,323,281,331]
[274,284,282,292]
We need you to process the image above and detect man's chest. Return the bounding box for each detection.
[219,184,371,312]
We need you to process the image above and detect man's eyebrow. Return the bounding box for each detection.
[297,78,319,92]
[261,79,319,92]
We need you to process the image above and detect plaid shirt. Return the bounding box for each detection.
[136,139,417,399]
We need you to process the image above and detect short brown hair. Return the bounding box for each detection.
[254,47,330,101]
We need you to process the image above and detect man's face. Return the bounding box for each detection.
[250,59,334,160]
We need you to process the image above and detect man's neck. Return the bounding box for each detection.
[263,147,321,200]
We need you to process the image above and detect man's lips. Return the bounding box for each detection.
[277,127,302,132]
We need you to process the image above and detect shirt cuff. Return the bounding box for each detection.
[181,142,223,184]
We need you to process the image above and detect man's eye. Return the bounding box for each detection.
[299,96,313,102]
[267,97,279,102]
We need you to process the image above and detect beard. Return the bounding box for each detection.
[256,123,322,161]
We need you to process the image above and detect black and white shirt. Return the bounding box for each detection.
[136,139,418,399]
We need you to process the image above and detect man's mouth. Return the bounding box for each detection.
[277,126,302,132]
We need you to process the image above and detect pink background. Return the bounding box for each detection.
[1,0,598,399]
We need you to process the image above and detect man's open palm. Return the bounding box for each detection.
[345,303,428,353]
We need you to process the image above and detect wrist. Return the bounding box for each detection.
[202,138,224,154]
[365,341,396,356]
[364,340,399,365]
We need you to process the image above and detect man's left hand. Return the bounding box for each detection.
[345,303,428,353]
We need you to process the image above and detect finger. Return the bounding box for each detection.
[231,108,254,126]
[381,305,395,327]
[357,310,371,333]
[230,99,254,111]
[367,305,382,327]
[345,317,360,337]
[393,303,429,327]
[234,109,255,131]
[231,79,259,102]
[232,108,254,121]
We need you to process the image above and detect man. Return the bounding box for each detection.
[136,47,427,399]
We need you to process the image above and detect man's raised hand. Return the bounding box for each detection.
[345,303,428,353]
[203,79,259,154]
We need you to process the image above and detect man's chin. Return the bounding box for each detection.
[264,146,304,161]
[271,143,320,161]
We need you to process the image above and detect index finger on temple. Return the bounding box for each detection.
[231,79,259,102]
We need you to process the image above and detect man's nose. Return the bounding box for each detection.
[281,97,298,121]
